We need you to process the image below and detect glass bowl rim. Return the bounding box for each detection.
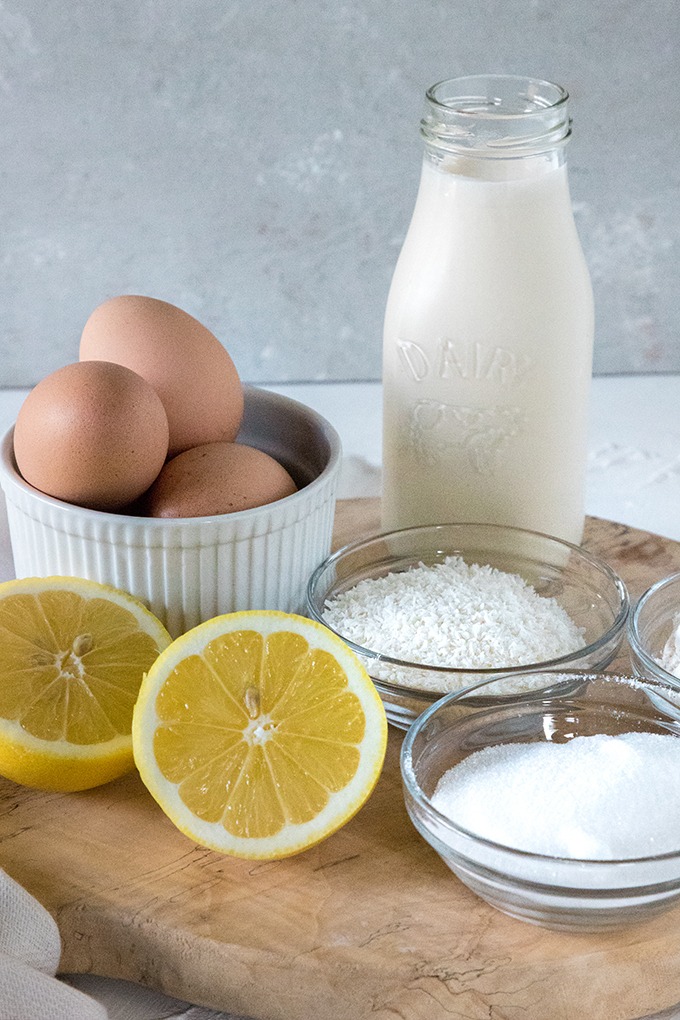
[307,521,630,682]
[629,572,680,687]
[400,669,680,868]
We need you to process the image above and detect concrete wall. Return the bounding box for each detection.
[0,0,677,385]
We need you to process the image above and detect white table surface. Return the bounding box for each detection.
[0,376,679,1020]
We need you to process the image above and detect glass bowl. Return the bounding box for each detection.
[400,671,680,931]
[629,572,680,691]
[306,523,629,728]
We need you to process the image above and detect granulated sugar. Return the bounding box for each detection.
[432,732,680,859]
[323,556,584,691]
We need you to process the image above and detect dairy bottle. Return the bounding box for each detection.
[382,75,594,543]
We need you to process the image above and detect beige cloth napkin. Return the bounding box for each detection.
[1,867,249,1020]
[0,867,107,1019]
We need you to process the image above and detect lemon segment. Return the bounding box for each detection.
[132,611,388,859]
[0,576,172,792]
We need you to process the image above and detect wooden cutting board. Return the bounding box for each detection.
[1,499,680,1020]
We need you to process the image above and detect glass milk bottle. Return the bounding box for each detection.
[382,75,594,544]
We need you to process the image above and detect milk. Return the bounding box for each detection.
[382,153,594,543]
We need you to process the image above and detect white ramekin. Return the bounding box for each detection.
[0,386,341,637]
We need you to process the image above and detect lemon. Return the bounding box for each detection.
[0,576,171,792]
[132,611,388,859]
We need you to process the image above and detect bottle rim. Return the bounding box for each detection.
[421,74,571,156]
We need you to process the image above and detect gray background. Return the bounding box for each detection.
[0,0,677,386]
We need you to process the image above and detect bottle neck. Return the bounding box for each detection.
[421,75,571,181]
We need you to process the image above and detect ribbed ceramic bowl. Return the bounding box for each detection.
[306,523,629,729]
[401,671,680,931]
[0,385,341,637]
[628,572,680,691]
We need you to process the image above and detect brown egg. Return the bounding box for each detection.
[79,295,243,457]
[14,361,169,511]
[143,442,298,518]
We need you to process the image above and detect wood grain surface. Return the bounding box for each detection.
[2,499,680,1020]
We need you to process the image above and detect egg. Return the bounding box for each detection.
[79,295,243,458]
[14,361,169,511]
[143,441,298,518]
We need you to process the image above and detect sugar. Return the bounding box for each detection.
[431,732,680,860]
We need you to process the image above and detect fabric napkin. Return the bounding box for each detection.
[0,867,107,1018]
[1,866,251,1020]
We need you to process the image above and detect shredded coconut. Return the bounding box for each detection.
[323,556,585,693]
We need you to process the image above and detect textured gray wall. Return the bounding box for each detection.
[0,0,677,386]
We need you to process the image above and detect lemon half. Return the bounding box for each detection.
[132,611,388,859]
[0,576,171,791]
